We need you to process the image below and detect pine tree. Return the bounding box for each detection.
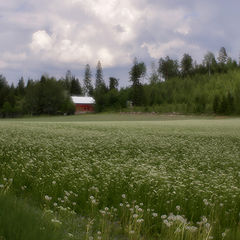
[16,77,25,96]
[94,61,107,112]
[129,58,146,106]
[218,47,228,64]
[83,64,93,96]
[70,77,82,95]
[95,61,104,89]
[64,70,72,91]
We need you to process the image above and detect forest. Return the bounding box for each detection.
[0,47,240,117]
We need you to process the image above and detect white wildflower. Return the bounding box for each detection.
[152,212,158,217]
[45,195,52,201]
[176,205,181,211]
[121,194,126,199]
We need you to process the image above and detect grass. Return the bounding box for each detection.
[0,112,221,122]
[0,114,240,239]
[0,194,65,240]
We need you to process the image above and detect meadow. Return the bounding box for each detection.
[0,114,240,240]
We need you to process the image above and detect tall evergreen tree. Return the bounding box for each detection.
[94,61,107,112]
[129,58,146,106]
[64,70,72,91]
[83,64,93,96]
[70,77,82,95]
[218,47,228,64]
[95,61,104,89]
[0,75,9,109]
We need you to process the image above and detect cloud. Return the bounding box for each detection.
[30,30,53,52]
[25,0,140,67]
[142,40,186,59]
[2,52,27,62]
[1,0,240,85]
[0,60,8,69]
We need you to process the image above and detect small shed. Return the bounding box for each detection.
[71,96,95,114]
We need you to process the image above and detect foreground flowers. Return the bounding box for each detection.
[0,118,240,239]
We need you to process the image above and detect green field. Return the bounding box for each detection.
[0,114,240,240]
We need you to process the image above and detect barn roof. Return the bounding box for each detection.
[71,96,95,104]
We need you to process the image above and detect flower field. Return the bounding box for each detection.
[0,116,240,239]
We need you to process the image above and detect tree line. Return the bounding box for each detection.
[126,47,240,115]
[0,47,240,117]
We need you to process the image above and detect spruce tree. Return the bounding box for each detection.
[95,61,104,89]
[83,64,93,96]
[218,47,228,64]
[70,77,82,96]
[129,58,146,106]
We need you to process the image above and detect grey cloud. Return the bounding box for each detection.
[1,0,240,86]
[114,25,126,33]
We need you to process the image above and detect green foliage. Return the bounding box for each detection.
[24,76,74,115]
[16,77,25,96]
[70,77,82,96]
[149,62,159,84]
[0,194,65,240]
[203,51,217,76]
[218,47,228,64]
[0,75,9,110]
[94,61,108,112]
[213,95,220,113]
[83,64,94,96]
[181,53,193,76]
[109,77,119,90]
[1,102,12,117]
[158,56,179,80]
[1,48,240,116]
[95,61,104,89]
[129,58,146,106]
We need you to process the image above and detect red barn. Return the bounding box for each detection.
[71,96,95,114]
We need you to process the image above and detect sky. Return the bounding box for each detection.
[0,0,240,86]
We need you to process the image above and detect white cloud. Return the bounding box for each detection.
[1,0,240,84]
[30,30,53,52]
[57,40,93,63]
[0,60,8,69]
[28,0,140,67]
[1,0,200,70]
[142,39,202,60]
[142,40,186,59]
[175,25,191,35]
[0,52,27,71]
[2,52,27,62]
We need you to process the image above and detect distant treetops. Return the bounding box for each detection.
[0,47,240,117]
